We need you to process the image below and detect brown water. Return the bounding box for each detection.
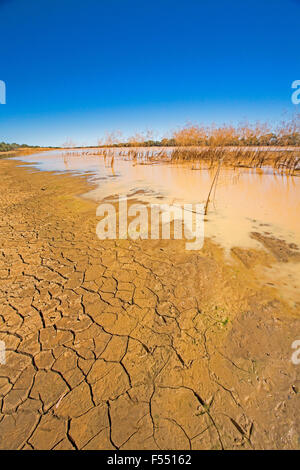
[14,149,300,304]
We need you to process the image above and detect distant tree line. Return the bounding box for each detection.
[0,142,41,152]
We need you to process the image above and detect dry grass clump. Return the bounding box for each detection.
[166,116,300,171]
[172,116,299,147]
[170,147,300,173]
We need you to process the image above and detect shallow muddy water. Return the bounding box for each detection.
[14,149,300,251]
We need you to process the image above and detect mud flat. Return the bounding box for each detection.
[0,157,299,450]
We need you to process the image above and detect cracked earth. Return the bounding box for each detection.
[0,159,299,450]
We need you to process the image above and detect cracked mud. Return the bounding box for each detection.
[0,160,299,450]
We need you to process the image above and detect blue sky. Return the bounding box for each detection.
[0,0,299,146]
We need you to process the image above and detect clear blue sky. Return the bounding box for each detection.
[0,0,299,146]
